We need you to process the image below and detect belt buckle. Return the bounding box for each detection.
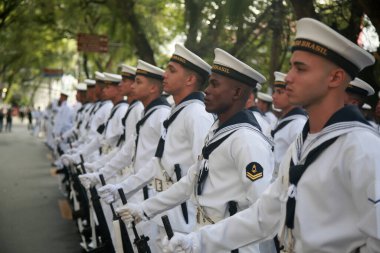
[154,178,163,192]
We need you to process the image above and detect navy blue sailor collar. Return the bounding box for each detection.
[301,105,370,140]
[113,100,128,106]
[144,96,170,114]
[282,107,307,120]
[177,91,205,105]
[247,106,264,115]
[216,109,262,133]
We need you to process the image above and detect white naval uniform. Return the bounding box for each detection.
[118,92,214,236]
[100,98,167,184]
[189,105,380,253]
[122,97,170,253]
[75,100,113,159]
[67,102,94,146]
[53,101,74,137]
[119,100,144,150]
[369,120,380,132]
[73,100,113,148]
[272,107,307,180]
[99,100,144,179]
[247,106,272,137]
[142,110,274,253]
[264,111,278,130]
[61,102,90,142]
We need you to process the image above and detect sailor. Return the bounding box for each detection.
[56,82,88,149]
[82,64,144,173]
[245,85,272,137]
[66,72,112,153]
[115,48,275,253]
[53,90,74,150]
[80,60,171,252]
[163,18,380,253]
[62,72,124,165]
[344,77,374,107]
[271,71,307,180]
[257,91,278,129]
[97,44,214,251]
[73,79,97,142]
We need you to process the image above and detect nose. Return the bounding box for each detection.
[163,70,169,80]
[284,71,292,85]
[204,83,211,95]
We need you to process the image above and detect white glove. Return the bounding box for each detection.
[78,172,100,189]
[116,203,147,224]
[84,162,98,173]
[98,184,121,204]
[55,136,63,143]
[165,232,198,253]
[61,154,71,166]
[65,153,81,165]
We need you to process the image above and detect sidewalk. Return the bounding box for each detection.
[0,120,81,253]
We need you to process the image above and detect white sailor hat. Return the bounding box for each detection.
[273,71,286,88]
[84,79,96,86]
[60,89,71,97]
[121,64,136,80]
[346,78,374,97]
[256,83,262,91]
[103,72,122,86]
[257,92,273,103]
[292,18,375,78]
[95,71,106,83]
[362,103,372,110]
[136,60,164,80]
[170,44,211,80]
[76,83,87,91]
[212,48,266,88]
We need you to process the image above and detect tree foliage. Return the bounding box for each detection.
[0,0,378,106]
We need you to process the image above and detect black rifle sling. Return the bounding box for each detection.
[197,131,236,195]
[154,107,186,158]
[285,136,338,229]
[116,101,138,146]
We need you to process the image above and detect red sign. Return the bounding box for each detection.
[77,33,108,53]
[43,68,64,77]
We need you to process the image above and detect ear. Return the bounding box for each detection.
[233,86,243,100]
[185,73,195,87]
[328,68,346,88]
[147,82,156,94]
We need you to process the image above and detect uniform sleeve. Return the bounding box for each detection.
[194,175,285,252]
[101,137,135,178]
[78,134,102,157]
[346,133,380,252]
[142,163,198,218]
[231,129,274,204]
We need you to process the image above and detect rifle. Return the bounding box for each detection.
[174,164,188,223]
[99,174,134,253]
[161,215,174,240]
[88,174,115,253]
[118,188,151,253]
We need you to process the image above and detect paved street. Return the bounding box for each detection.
[0,120,81,253]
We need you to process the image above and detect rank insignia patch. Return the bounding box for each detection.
[246,162,263,182]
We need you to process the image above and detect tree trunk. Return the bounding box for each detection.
[288,0,318,19]
[268,0,285,86]
[118,0,156,65]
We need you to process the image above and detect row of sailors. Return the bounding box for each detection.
[51,17,380,253]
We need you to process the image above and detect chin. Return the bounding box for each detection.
[205,106,214,113]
